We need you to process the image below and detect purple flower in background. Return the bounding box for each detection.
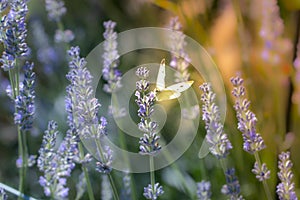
[30,20,60,74]
[259,0,291,63]
[221,168,243,200]
[197,180,211,200]
[231,76,265,154]
[45,0,66,22]
[200,83,232,159]
[55,29,74,43]
[102,20,122,93]
[143,183,164,200]
[0,0,29,71]
[13,62,35,131]
[168,17,191,83]
[276,151,297,200]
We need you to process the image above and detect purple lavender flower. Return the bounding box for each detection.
[252,162,271,182]
[143,183,164,200]
[102,20,122,93]
[0,0,29,71]
[200,83,232,159]
[197,180,211,200]
[13,62,35,131]
[37,120,77,199]
[54,29,74,43]
[168,17,191,83]
[0,187,8,200]
[259,0,291,63]
[95,146,113,174]
[231,75,266,154]
[66,46,106,139]
[0,0,8,12]
[276,151,297,200]
[16,154,36,168]
[45,0,66,22]
[30,20,60,74]
[66,46,113,175]
[135,66,161,155]
[221,168,243,200]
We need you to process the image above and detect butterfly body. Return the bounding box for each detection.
[155,59,194,101]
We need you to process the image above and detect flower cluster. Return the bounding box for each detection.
[102,20,122,93]
[0,0,29,71]
[221,168,243,200]
[252,162,271,182]
[259,0,291,63]
[143,183,164,200]
[13,62,35,131]
[54,29,75,43]
[200,83,232,159]
[66,46,106,138]
[168,17,190,83]
[276,151,297,200]
[231,76,266,153]
[197,180,211,200]
[45,0,66,22]
[66,46,112,173]
[37,120,77,199]
[30,20,59,74]
[135,66,161,155]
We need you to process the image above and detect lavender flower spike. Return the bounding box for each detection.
[143,183,164,200]
[276,151,297,200]
[14,62,35,131]
[102,20,122,93]
[168,17,191,83]
[221,168,244,200]
[231,75,266,154]
[200,83,232,159]
[45,0,66,22]
[37,121,76,199]
[0,0,29,71]
[197,180,211,200]
[135,66,161,155]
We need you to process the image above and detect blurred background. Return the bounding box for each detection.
[1,0,300,199]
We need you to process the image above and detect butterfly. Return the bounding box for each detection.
[155,59,194,101]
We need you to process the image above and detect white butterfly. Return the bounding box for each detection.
[155,59,194,101]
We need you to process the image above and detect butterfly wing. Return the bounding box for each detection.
[198,137,211,159]
[156,59,166,90]
[156,90,180,101]
[165,81,194,93]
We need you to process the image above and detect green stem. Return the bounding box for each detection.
[108,174,119,200]
[95,140,119,200]
[78,143,95,200]
[9,60,27,200]
[112,94,137,200]
[17,127,24,200]
[149,156,155,200]
[254,152,273,200]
